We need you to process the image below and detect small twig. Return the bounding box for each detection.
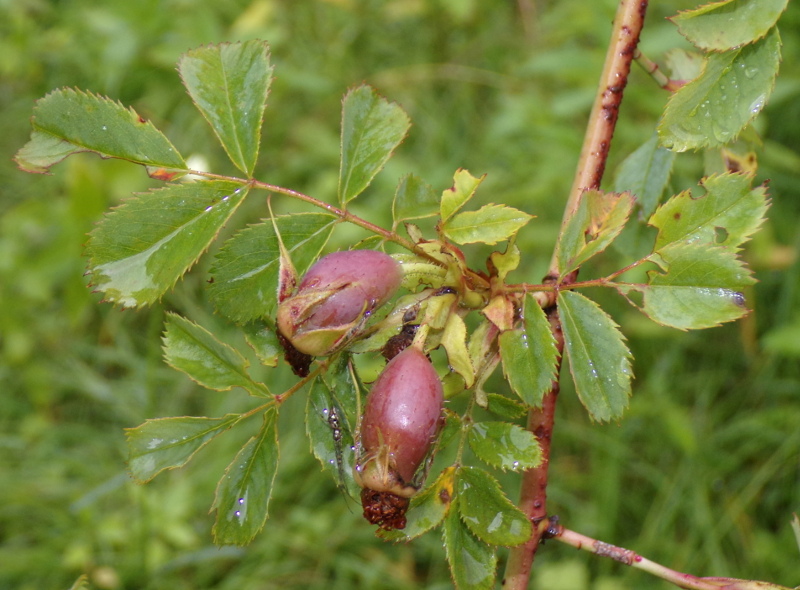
[634,49,685,92]
[550,521,794,590]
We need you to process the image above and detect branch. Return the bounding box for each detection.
[504,2,648,588]
[548,0,649,276]
[550,520,794,590]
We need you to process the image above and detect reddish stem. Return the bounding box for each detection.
[504,1,648,588]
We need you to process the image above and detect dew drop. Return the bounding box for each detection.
[234,510,241,517]
[101,125,108,131]
[744,66,759,79]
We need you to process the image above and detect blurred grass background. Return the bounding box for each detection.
[1,0,799,588]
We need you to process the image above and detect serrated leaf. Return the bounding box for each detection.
[14,89,187,179]
[659,28,781,152]
[441,313,475,387]
[468,422,542,472]
[86,180,247,307]
[559,290,632,422]
[650,173,768,250]
[556,190,634,275]
[671,0,788,51]
[440,169,485,223]
[209,213,336,323]
[213,410,279,546]
[614,134,676,218]
[392,173,439,226]
[443,204,533,246]
[163,313,269,397]
[126,414,241,482]
[456,466,531,546]
[443,500,497,590]
[666,48,705,81]
[179,40,272,176]
[498,294,558,407]
[485,393,527,420]
[307,356,360,499]
[242,320,281,367]
[488,243,521,282]
[339,85,410,204]
[379,466,455,542]
[619,243,754,329]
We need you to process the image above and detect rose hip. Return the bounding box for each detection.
[277,250,403,357]
[356,346,444,529]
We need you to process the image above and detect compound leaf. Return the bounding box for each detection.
[126,414,242,482]
[213,410,279,546]
[209,213,336,323]
[672,0,788,51]
[468,421,542,472]
[443,204,533,246]
[163,313,269,397]
[86,180,247,308]
[659,28,781,152]
[339,85,410,204]
[14,88,186,179]
[559,290,632,422]
[179,40,273,176]
[498,294,558,407]
[650,173,768,250]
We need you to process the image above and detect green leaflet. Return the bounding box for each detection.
[442,203,533,246]
[672,0,788,51]
[456,466,532,546]
[556,190,634,276]
[440,169,485,223]
[379,467,455,542]
[650,173,768,251]
[468,422,542,472]
[619,242,754,330]
[86,180,248,308]
[14,88,186,179]
[339,85,410,205]
[179,40,273,176]
[498,294,558,407]
[208,213,336,324]
[614,134,676,219]
[213,410,280,546]
[126,414,242,482]
[443,500,497,590]
[392,173,439,226]
[163,313,269,397]
[559,290,632,422]
[441,312,475,387]
[242,320,282,368]
[659,28,781,151]
[306,356,360,500]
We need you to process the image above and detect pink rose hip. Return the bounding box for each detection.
[356,346,444,530]
[276,250,403,358]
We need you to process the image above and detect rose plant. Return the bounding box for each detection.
[13,1,796,588]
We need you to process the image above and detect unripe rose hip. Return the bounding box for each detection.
[277,250,402,357]
[356,346,444,529]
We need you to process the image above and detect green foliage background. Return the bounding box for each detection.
[1,0,799,588]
